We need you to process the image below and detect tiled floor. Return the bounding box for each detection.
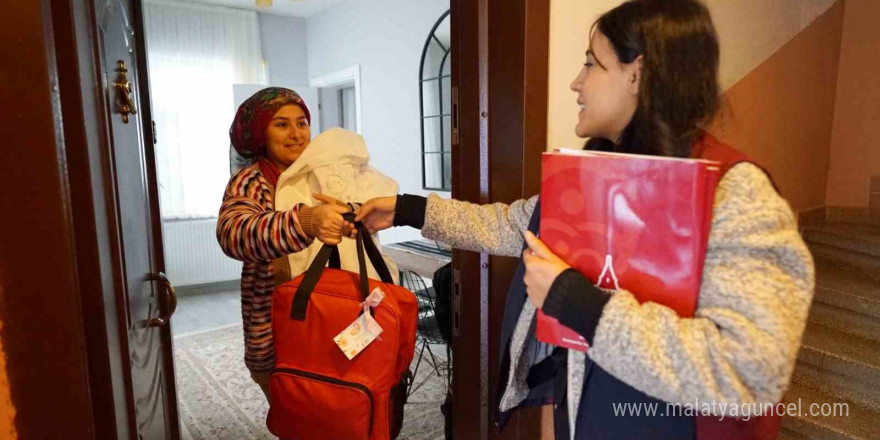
[384,247,449,279]
[171,290,241,337]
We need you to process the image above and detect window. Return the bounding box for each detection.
[144,1,266,219]
[420,10,451,191]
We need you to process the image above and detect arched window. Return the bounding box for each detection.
[420,10,451,191]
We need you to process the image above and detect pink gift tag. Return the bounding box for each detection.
[333,287,386,360]
[333,313,383,360]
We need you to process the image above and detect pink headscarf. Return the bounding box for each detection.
[229,87,311,160]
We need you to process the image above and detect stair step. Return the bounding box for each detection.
[776,427,813,440]
[797,324,880,392]
[813,265,880,319]
[780,382,880,440]
[790,361,880,409]
[803,223,880,258]
[808,301,880,343]
[808,242,880,278]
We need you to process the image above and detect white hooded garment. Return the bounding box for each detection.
[273,127,400,283]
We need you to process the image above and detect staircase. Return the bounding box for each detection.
[779,222,880,440]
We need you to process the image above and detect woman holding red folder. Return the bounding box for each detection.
[358,1,813,439]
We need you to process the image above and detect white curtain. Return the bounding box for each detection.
[145,0,267,219]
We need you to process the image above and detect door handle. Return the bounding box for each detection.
[114,60,138,123]
[149,272,178,327]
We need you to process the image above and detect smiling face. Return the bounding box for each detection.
[569,30,641,142]
[265,104,311,169]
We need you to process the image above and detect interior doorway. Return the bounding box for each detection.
[7,0,549,438]
[311,65,362,134]
[141,1,453,438]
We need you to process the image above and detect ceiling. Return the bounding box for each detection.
[171,0,346,17]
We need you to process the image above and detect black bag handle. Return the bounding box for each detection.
[329,246,341,269]
[290,213,394,321]
[345,212,394,284]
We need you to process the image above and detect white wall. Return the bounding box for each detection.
[546,0,837,151]
[259,13,310,85]
[306,0,451,243]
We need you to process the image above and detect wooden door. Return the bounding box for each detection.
[93,0,180,438]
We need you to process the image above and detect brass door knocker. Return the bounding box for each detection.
[114,60,138,123]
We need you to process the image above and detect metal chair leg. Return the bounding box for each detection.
[425,342,442,374]
[407,340,428,397]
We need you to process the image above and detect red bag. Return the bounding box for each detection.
[536,149,721,351]
[268,219,418,440]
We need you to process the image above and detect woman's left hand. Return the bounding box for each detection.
[522,231,571,308]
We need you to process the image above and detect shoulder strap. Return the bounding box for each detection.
[692,132,779,193]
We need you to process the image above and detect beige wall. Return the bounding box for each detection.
[825,0,880,207]
[0,320,16,440]
[711,1,845,212]
[546,0,619,151]
[547,0,837,151]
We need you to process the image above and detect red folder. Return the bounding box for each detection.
[535,150,720,352]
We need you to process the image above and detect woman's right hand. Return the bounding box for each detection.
[355,196,397,233]
[307,203,352,245]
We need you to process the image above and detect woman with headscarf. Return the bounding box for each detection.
[216,87,355,400]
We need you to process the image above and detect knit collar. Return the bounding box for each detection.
[258,157,282,188]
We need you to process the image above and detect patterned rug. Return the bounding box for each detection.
[174,324,447,440]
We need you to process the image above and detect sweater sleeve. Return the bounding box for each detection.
[216,168,314,263]
[541,268,611,344]
[393,194,428,229]
[584,163,815,410]
[420,194,539,258]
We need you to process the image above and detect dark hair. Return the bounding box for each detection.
[584,0,720,157]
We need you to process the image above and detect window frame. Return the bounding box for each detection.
[419,9,452,192]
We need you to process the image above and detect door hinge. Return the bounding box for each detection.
[151,120,157,145]
[451,86,459,147]
[452,267,461,337]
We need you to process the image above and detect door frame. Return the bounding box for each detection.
[1,0,548,437]
[450,0,550,439]
[0,0,97,437]
[0,0,179,438]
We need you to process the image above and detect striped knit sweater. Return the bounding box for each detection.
[216,163,313,372]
